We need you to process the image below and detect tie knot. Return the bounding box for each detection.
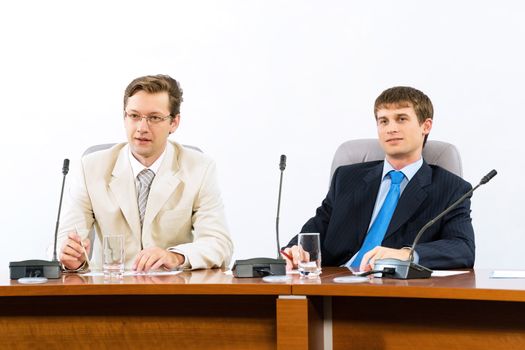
[389,171,404,185]
[137,169,155,186]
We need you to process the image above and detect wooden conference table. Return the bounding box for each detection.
[1,268,525,349]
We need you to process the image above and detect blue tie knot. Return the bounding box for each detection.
[389,171,404,185]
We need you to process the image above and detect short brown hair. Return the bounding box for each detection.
[374,86,433,124]
[124,74,184,117]
[374,86,433,145]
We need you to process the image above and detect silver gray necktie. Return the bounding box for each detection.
[137,169,155,227]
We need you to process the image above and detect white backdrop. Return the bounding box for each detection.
[0,0,522,269]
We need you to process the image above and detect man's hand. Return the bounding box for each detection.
[132,247,184,272]
[360,246,411,272]
[59,232,91,270]
[281,245,310,271]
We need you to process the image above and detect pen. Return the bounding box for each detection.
[280,249,293,261]
[79,240,90,266]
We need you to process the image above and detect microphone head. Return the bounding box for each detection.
[62,159,70,175]
[480,169,497,185]
[279,154,287,171]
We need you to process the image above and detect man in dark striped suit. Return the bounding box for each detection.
[283,86,474,272]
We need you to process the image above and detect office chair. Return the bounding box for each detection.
[330,139,463,180]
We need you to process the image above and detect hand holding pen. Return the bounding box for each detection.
[59,230,91,270]
[280,247,307,270]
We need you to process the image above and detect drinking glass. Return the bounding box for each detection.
[297,233,322,278]
[103,234,124,278]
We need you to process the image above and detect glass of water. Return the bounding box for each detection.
[298,233,322,278]
[103,234,125,278]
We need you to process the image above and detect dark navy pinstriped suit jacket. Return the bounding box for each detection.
[288,160,475,269]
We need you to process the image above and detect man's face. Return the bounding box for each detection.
[376,103,432,165]
[124,90,179,166]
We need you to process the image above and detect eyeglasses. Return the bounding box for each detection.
[125,112,172,124]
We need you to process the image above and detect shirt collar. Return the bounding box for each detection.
[382,157,423,181]
[126,144,167,178]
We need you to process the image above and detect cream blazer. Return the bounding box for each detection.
[57,141,233,269]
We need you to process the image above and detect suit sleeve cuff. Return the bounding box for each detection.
[61,260,89,273]
[401,247,419,264]
[168,248,191,269]
[412,250,420,264]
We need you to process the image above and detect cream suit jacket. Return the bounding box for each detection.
[57,141,233,269]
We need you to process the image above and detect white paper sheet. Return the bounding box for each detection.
[80,270,182,277]
[491,270,525,278]
[431,270,471,277]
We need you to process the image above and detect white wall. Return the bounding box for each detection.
[0,0,522,270]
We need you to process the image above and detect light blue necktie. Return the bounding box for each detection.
[350,170,405,268]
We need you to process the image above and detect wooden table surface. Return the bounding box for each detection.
[0,268,291,296]
[0,268,292,350]
[2,267,525,350]
[293,267,525,302]
[292,267,525,350]
[4,267,525,300]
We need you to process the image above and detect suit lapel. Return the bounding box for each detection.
[384,161,431,239]
[108,147,141,237]
[142,143,182,230]
[354,162,383,245]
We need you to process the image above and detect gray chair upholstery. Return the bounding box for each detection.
[82,143,119,156]
[83,143,202,156]
[330,139,463,180]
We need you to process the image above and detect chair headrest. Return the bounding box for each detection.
[330,139,463,180]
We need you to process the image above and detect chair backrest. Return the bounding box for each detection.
[330,139,463,180]
[83,143,202,156]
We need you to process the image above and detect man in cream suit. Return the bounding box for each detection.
[58,74,232,271]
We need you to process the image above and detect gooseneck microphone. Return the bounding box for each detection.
[406,169,497,262]
[52,158,70,261]
[9,159,71,280]
[275,155,286,258]
[373,169,498,279]
[232,155,288,277]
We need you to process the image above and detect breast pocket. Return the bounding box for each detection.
[158,208,192,227]
[152,207,193,243]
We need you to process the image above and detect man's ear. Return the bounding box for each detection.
[422,118,433,135]
[169,114,181,134]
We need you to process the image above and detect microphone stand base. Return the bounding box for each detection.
[9,260,61,279]
[374,258,432,279]
[232,257,286,278]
